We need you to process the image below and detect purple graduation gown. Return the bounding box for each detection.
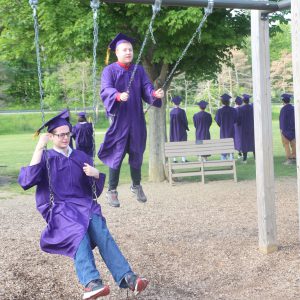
[98,63,161,169]
[72,122,94,156]
[18,149,105,258]
[193,111,212,140]
[169,107,189,142]
[236,104,255,152]
[215,106,237,138]
[279,104,295,141]
[234,106,242,151]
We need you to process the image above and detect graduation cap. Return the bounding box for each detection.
[220,93,232,103]
[171,96,182,105]
[196,100,208,109]
[34,109,72,137]
[105,33,135,65]
[281,93,293,102]
[235,96,243,105]
[77,112,86,118]
[242,94,252,100]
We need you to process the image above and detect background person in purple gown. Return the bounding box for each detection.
[72,112,94,158]
[215,93,237,160]
[279,93,296,165]
[234,96,243,159]
[169,96,189,163]
[193,100,212,161]
[98,33,164,208]
[236,94,255,164]
[18,111,149,300]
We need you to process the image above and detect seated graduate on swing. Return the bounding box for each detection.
[18,110,149,300]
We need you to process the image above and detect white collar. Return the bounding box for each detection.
[53,146,73,158]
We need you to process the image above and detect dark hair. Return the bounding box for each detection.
[78,116,87,122]
[221,100,230,106]
[282,98,290,104]
[243,99,250,104]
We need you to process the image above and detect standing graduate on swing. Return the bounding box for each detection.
[98,33,164,208]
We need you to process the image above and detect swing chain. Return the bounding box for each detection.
[126,0,162,92]
[29,0,55,208]
[150,0,162,44]
[90,0,101,201]
[144,0,214,115]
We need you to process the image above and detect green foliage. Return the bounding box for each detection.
[270,23,291,61]
[0,1,290,107]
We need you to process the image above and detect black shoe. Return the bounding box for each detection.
[106,190,120,207]
[130,185,147,203]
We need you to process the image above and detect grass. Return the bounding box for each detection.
[0,104,296,192]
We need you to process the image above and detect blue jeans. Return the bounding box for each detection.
[221,153,234,160]
[74,214,133,287]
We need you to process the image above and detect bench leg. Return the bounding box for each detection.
[201,161,205,184]
[168,161,173,185]
[233,160,237,182]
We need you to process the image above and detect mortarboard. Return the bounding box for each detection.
[235,96,243,105]
[171,96,182,105]
[220,93,232,102]
[281,93,293,102]
[77,112,86,118]
[242,94,252,100]
[34,109,72,137]
[105,33,135,65]
[196,100,208,109]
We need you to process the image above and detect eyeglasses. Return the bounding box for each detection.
[52,132,72,139]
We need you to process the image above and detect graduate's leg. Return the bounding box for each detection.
[108,167,122,190]
[281,133,291,159]
[74,232,100,286]
[88,214,133,287]
[290,139,296,159]
[130,166,141,186]
[243,152,248,161]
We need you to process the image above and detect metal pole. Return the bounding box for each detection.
[102,0,279,11]
[277,0,291,11]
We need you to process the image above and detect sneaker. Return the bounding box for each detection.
[130,185,147,203]
[83,279,110,299]
[125,273,149,296]
[242,160,247,164]
[283,159,293,165]
[106,190,120,207]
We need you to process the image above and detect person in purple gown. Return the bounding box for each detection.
[193,100,212,161]
[193,100,212,141]
[279,93,296,165]
[215,93,237,160]
[169,96,189,162]
[72,112,94,158]
[234,96,243,159]
[18,111,149,300]
[98,33,164,207]
[236,94,255,163]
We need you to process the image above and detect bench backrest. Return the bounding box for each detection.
[164,138,234,157]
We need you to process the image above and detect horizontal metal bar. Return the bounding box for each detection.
[102,0,279,11]
[277,0,291,11]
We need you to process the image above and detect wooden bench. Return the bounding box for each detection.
[164,138,237,184]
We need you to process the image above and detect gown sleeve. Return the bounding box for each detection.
[18,161,45,190]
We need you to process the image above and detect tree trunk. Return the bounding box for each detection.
[143,62,169,182]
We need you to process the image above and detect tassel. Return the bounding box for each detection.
[105,48,111,65]
[33,131,40,138]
